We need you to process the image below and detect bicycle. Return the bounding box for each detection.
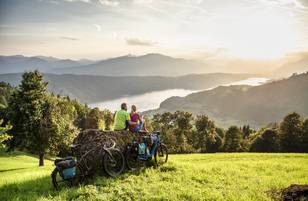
[51,137,125,190]
[125,131,168,170]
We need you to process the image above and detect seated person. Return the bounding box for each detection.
[113,103,137,131]
[129,105,148,133]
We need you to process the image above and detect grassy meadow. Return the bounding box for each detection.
[0,150,307,201]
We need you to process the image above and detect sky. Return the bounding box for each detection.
[0,0,308,60]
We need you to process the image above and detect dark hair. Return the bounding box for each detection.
[121,103,127,110]
[131,105,136,112]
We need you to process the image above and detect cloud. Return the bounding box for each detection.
[93,24,101,32]
[258,0,308,12]
[126,38,157,46]
[0,0,103,24]
[98,0,120,7]
[62,0,91,3]
[277,0,308,9]
[60,36,79,40]
[132,0,153,4]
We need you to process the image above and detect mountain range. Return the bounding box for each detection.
[1,53,307,77]
[1,53,307,128]
[147,72,308,128]
[50,54,213,76]
[0,54,211,76]
[0,55,94,74]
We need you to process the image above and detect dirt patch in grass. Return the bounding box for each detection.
[282,184,308,201]
[267,184,308,201]
[159,166,177,172]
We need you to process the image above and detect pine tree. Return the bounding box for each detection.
[9,70,48,166]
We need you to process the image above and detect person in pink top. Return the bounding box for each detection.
[129,105,148,133]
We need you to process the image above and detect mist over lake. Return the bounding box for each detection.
[90,77,269,112]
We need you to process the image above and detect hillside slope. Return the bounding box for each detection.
[1,151,308,201]
[152,73,308,127]
[0,73,254,103]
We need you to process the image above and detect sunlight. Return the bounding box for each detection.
[226,11,298,59]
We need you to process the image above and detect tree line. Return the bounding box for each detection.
[151,111,308,153]
[0,71,307,166]
[0,71,113,165]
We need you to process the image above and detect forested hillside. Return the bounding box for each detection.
[152,72,308,128]
[0,73,253,103]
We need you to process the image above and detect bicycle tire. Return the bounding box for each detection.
[154,143,168,165]
[103,148,125,177]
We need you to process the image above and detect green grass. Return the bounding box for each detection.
[0,151,307,201]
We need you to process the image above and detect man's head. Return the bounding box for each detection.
[131,105,137,112]
[121,103,127,111]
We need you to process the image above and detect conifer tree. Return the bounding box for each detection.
[9,70,48,166]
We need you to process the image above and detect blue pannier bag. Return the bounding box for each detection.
[62,167,76,180]
[55,157,77,180]
[138,143,146,155]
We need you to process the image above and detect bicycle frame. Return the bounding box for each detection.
[75,139,116,176]
[135,133,161,161]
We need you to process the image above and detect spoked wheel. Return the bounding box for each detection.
[155,143,168,165]
[103,148,125,177]
[125,148,143,170]
[51,166,81,190]
[51,168,71,190]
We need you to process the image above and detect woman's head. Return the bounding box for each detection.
[131,105,137,112]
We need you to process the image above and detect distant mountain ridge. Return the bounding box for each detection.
[0,55,95,74]
[0,53,214,76]
[148,73,308,128]
[0,73,254,103]
[50,53,213,76]
[1,53,308,77]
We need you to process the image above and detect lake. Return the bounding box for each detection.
[89,77,269,112]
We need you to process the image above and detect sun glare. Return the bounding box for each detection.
[226,11,298,59]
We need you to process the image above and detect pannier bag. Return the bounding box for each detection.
[138,143,146,155]
[54,157,77,180]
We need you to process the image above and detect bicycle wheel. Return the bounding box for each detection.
[51,166,81,190]
[125,148,142,170]
[155,143,168,165]
[103,148,125,177]
[51,168,72,190]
